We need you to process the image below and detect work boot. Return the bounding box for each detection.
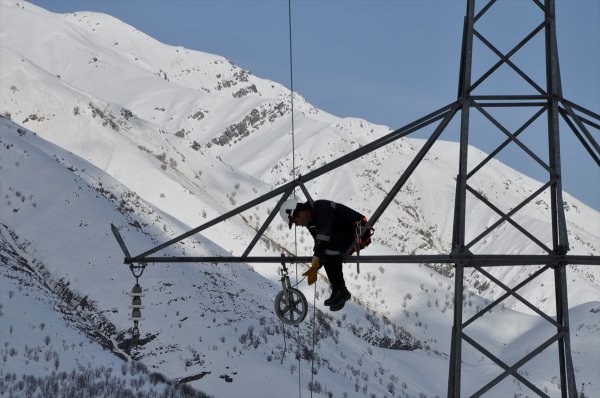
[323,289,339,306]
[328,288,351,312]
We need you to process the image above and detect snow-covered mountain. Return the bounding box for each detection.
[1,1,598,397]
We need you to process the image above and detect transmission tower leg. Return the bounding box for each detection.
[448,262,466,397]
[554,263,578,397]
[544,0,578,395]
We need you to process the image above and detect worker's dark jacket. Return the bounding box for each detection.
[307,200,365,258]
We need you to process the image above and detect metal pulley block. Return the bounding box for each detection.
[274,255,308,325]
[274,287,308,326]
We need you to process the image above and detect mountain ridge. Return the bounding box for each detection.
[1,1,599,397]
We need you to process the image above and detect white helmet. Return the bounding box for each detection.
[279,198,298,229]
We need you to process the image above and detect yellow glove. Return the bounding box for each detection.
[302,256,320,285]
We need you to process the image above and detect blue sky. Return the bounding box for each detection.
[28,0,599,210]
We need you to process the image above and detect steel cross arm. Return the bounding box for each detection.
[470,95,550,101]
[557,98,600,155]
[111,223,131,258]
[475,101,548,107]
[558,107,600,166]
[340,98,455,258]
[563,105,600,131]
[559,99,600,155]
[241,186,294,258]
[122,254,600,266]
[577,114,600,131]
[357,104,461,237]
[562,98,600,122]
[126,102,457,261]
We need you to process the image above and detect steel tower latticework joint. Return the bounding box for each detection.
[111,0,599,396]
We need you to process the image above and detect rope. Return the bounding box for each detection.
[298,323,302,398]
[290,275,306,289]
[288,0,296,184]
[286,2,303,397]
[310,281,317,398]
[287,2,317,396]
[276,274,316,398]
[280,320,287,365]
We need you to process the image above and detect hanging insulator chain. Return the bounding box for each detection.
[131,322,140,346]
[129,263,146,346]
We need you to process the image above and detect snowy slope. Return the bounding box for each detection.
[0,118,215,397]
[1,1,599,397]
[0,113,428,398]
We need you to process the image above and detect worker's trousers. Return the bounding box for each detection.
[320,230,355,290]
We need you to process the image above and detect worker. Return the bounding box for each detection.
[279,198,371,311]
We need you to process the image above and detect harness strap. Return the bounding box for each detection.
[355,221,362,274]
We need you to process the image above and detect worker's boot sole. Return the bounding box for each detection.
[329,290,351,312]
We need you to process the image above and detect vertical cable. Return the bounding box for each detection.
[288,0,297,186]
[310,281,317,398]
[289,0,299,275]
[287,2,302,397]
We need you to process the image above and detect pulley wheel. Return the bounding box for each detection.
[274,288,308,326]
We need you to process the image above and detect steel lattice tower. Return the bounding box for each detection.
[446,1,595,396]
[113,0,599,396]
